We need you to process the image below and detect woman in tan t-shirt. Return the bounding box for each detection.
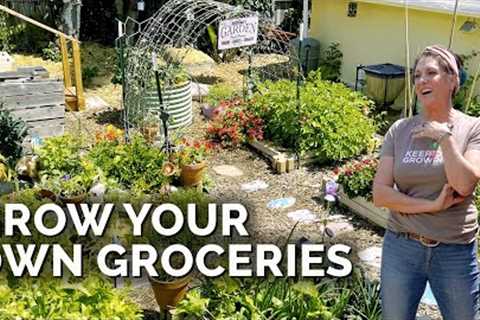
[373,45,480,319]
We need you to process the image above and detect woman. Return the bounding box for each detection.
[373,45,480,320]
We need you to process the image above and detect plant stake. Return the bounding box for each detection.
[152,52,175,154]
[296,23,304,169]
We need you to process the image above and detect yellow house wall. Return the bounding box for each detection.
[310,0,480,98]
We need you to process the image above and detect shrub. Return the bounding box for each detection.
[206,83,239,107]
[336,157,379,200]
[0,12,23,52]
[0,109,28,165]
[250,71,376,161]
[82,65,100,87]
[41,41,62,62]
[206,99,264,147]
[318,42,343,82]
[88,134,171,193]
[37,134,84,177]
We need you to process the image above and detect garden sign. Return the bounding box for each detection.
[218,15,258,50]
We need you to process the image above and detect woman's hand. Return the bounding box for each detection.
[412,121,452,141]
[431,184,465,212]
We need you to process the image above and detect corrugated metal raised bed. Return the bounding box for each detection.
[145,80,193,129]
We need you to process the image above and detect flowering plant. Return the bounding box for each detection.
[95,125,124,144]
[206,99,264,147]
[176,139,213,167]
[336,158,379,200]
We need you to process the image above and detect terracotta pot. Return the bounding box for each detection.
[59,192,87,204]
[37,189,57,202]
[149,274,193,309]
[180,161,207,187]
[141,126,159,144]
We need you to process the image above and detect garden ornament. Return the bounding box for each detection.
[89,183,106,202]
[324,180,338,203]
[267,197,296,209]
[287,209,317,223]
[241,179,268,192]
[15,155,40,181]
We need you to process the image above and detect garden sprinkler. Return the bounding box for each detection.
[152,53,174,154]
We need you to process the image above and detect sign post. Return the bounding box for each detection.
[218,15,259,50]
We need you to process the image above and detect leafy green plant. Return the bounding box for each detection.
[41,40,62,62]
[349,271,382,320]
[250,71,376,161]
[57,160,98,197]
[0,12,23,52]
[150,62,190,88]
[206,83,239,107]
[173,274,373,320]
[0,108,28,165]
[145,189,213,281]
[454,50,480,115]
[0,276,142,319]
[82,65,100,87]
[37,134,84,177]
[336,158,379,200]
[88,134,171,194]
[318,42,343,82]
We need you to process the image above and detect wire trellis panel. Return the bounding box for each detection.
[122,0,302,132]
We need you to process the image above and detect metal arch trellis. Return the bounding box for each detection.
[120,0,304,139]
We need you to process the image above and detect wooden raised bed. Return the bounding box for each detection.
[248,134,383,174]
[248,140,324,173]
[0,78,65,142]
[336,188,389,229]
[322,177,389,229]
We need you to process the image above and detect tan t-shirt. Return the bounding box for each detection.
[380,110,480,244]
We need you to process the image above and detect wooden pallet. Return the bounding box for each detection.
[0,79,65,142]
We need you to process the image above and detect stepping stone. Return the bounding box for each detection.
[326,221,354,235]
[192,83,210,100]
[287,209,319,223]
[213,165,244,177]
[358,246,382,269]
[267,197,296,209]
[327,214,349,221]
[86,95,110,113]
[241,179,268,192]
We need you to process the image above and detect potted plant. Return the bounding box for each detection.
[57,160,98,204]
[146,189,212,310]
[58,175,89,204]
[175,139,212,187]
